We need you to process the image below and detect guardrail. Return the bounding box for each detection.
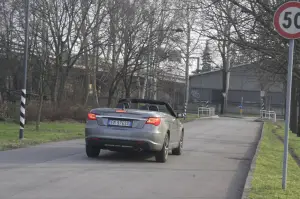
[198,107,215,117]
[260,110,277,122]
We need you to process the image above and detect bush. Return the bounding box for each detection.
[25,101,89,122]
[1,100,92,123]
[0,102,19,121]
[71,105,89,122]
[0,102,8,121]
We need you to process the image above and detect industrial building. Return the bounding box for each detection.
[188,63,285,115]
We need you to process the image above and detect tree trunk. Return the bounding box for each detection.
[184,6,191,115]
[36,91,44,131]
[83,66,90,107]
[141,73,148,99]
[36,62,45,131]
[220,69,227,114]
[57,72,68,106]
[136,77,141,98]
[153,76,157,100]
[36,10,47,131]
[107,88,115,107]
[92,51,99,107]
[125,86,131,98]
[81,0,90,107]
[107,0,118,105]
[52,64,60,106]
[136,69,141,98]
[141,9,154,99]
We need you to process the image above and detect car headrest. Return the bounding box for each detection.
[149,105,159,112]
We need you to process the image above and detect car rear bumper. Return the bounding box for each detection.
[85,121,167,152]
[85,137,163,152]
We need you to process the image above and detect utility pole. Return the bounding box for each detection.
[184,5,191,119]
[19,0,30,139]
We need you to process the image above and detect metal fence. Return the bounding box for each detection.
[198,107,215,117]
[260,110,277,122]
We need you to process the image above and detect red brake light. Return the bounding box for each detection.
[146,117,161,126]
[87,113,97,120]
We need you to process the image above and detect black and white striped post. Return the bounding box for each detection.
[261,97,265,110]
[183,102,187,120]
[260,91,265,119]
[19,0,30,140]
[20,89,26,132]
[260,90,265,110]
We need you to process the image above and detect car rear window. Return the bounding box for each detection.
[117,102,172,115]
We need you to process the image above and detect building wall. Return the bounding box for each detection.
[190,71,222,90]
[189,64,285,115]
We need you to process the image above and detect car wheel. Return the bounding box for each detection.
[155,134,169,163]
[172,132,183,155]
[86,145,100,158]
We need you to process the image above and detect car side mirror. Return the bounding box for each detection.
[177,113,184,118]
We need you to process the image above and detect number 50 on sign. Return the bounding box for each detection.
[274,1,300,39]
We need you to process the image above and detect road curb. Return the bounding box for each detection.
[198,115,220,119]
[182,115,219,123]
[241,122,264,199]
[220,115,260,120]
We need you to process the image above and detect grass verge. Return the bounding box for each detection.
[249,122,300,199]
[0,121,85,151]
[274,123,300,164]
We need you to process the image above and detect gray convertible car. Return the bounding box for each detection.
[85,98,185,163]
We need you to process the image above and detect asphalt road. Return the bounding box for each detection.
[0,118,261,199]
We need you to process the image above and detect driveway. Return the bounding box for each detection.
[0,118,261,199]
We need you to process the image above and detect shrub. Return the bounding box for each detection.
[0,102,8,121]
[2,100,91,123]
[25,101,89,122]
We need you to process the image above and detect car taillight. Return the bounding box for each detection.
[87,113,97,120]
[116,109,126,113]
[146,117,161,126]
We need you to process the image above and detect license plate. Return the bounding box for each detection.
[108,120,132,127]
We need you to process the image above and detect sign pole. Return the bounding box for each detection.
[19,0,30,140]
[282,39,294,190]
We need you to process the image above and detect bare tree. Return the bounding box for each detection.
[33,0,107,107]
[0,0,199,122]
[196,0,237,114]
[169,0,204,115]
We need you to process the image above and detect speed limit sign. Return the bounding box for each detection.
[273,1,300,190]
[274,1,300,39]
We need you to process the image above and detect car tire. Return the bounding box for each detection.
[86,145,100,158]
[155,134,169,163]
[172,132,183,155]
